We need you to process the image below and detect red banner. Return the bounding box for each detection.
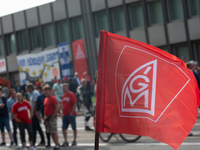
[96,31,200,150]
[72,39,89,77]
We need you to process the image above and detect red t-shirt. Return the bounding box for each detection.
[12,100,32,124]
[62,92,77,116]
[82,75,92,83]
[36,81,41,89]
[44,95,58,116]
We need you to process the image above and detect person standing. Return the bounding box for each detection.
[186,61,200,136]
[7,89,19,148]
[0,86,14,147]
[12,93,36,150]
[72,72,81,111]
[82,72,92,95]
[52,79,63,110]
[81,71,92,83]
[43,85,60,150]
[36,84,51,148]
[14,82,21,93]
[77,79,93,131]
[187,61,200,88]
[61,83,77,147]
[26,83,45,146]
[2,85,9,98]
[72,72,81,88]
[63,76,68,83]
[68,78,77,94]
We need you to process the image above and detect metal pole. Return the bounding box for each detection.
[94,132,100,150]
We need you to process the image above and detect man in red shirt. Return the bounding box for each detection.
[12,93,36,150]
[61,83,77,147]
[43,85,60,150]
[82,71,92,83]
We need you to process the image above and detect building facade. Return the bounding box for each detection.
[0,0,199,86]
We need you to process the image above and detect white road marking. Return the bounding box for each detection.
[7,142,200,147]
[78,142,200,146]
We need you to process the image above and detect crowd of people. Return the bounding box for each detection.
[2,59,199,150]
[185,60,200,136]
[0,71,97,150]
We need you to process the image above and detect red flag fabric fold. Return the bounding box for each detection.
[95,30,199,150]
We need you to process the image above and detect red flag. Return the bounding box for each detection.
[72,39,89,77]
[96,31,200,150]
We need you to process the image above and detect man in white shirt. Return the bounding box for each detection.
[53,79,63,111]
[26,83,45,147]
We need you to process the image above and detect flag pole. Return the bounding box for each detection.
[94,132,99,150]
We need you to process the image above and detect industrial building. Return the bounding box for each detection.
[0,0,199,85]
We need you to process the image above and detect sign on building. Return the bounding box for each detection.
[17,48,61,85]
[58,43,70,78]
[0,59,6,73]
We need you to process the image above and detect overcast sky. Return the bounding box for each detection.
[0,0,55,17]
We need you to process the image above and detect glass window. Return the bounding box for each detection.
[111,7,126,32]
[43,24,56,47]
[0,37,4,56]
[148,0,163,25]
[30,27,41,49]
[129,3,144,29]
[94,11,109,36]
[158,46,168,52]
[10,72,20,86]
[71,17,85,40]
[168,0,184,21]
[6,34,16,54]
[57,20,70,43]
[188,0,200,17]
[17,30,28,52]
[195,42,200,64]
[175,45,190,62]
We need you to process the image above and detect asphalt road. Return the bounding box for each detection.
[1,109,200,150]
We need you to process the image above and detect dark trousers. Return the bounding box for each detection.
[32,116,45,146]
[12,121,18,145]
[45,125,51,146]
[76,96,81,111]
[18,122,33,143]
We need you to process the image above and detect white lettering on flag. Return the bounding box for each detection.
[76,45,85,59]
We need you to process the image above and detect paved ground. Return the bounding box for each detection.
[1,109,200,150]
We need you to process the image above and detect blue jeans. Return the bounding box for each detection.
[0,117,11,132]
[62,115,76,130]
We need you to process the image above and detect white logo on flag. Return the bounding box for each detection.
[76,45,85,59]
[115,45,190,122]
[121,60,157,116]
